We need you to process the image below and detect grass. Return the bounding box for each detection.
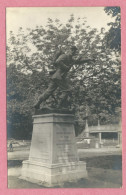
[80,155,122,170]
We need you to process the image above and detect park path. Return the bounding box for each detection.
[7,147,122,160]
[8,150,29,160]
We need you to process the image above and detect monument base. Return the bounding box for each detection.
[20,160,87,187]
[20,113,87,186]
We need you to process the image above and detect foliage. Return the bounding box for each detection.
[104,7,121,51]
[7,15,121,138]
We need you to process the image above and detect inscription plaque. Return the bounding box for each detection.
[54,124,78,163]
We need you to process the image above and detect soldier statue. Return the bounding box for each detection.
[34,46,94,109]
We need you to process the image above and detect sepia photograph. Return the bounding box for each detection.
[6,7,122,188]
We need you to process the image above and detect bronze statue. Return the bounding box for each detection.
[34,46,94,109]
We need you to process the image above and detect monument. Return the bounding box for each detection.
[20,46,94,186]
[20,111,87,186]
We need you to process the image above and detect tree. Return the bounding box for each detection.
[104,7,121,51]
[7,15,121,138]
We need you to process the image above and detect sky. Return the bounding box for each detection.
[6,7,114,38]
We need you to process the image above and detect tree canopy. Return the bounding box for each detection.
[7,14,121,139]
[104,7,121,51]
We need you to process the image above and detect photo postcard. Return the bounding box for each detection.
[6,6,122,188]
[0,0,126,194]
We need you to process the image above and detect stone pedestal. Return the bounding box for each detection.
[20,113,87,186]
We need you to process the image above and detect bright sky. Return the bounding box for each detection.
[6,7,114,38]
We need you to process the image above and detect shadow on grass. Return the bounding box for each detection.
[80,155,122,170]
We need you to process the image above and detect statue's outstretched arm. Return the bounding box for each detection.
[74,57,95,65]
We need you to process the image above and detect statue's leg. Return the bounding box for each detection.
[59,92,69,107]
[34,80,57,109]
[58,79,71,108]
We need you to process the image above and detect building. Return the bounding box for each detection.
[84,119,122,146]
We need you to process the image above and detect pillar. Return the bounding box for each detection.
[99,132,102,143]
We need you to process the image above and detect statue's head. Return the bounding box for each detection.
[70,46,78,55]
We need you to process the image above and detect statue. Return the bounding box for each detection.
[34,46,94,110]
